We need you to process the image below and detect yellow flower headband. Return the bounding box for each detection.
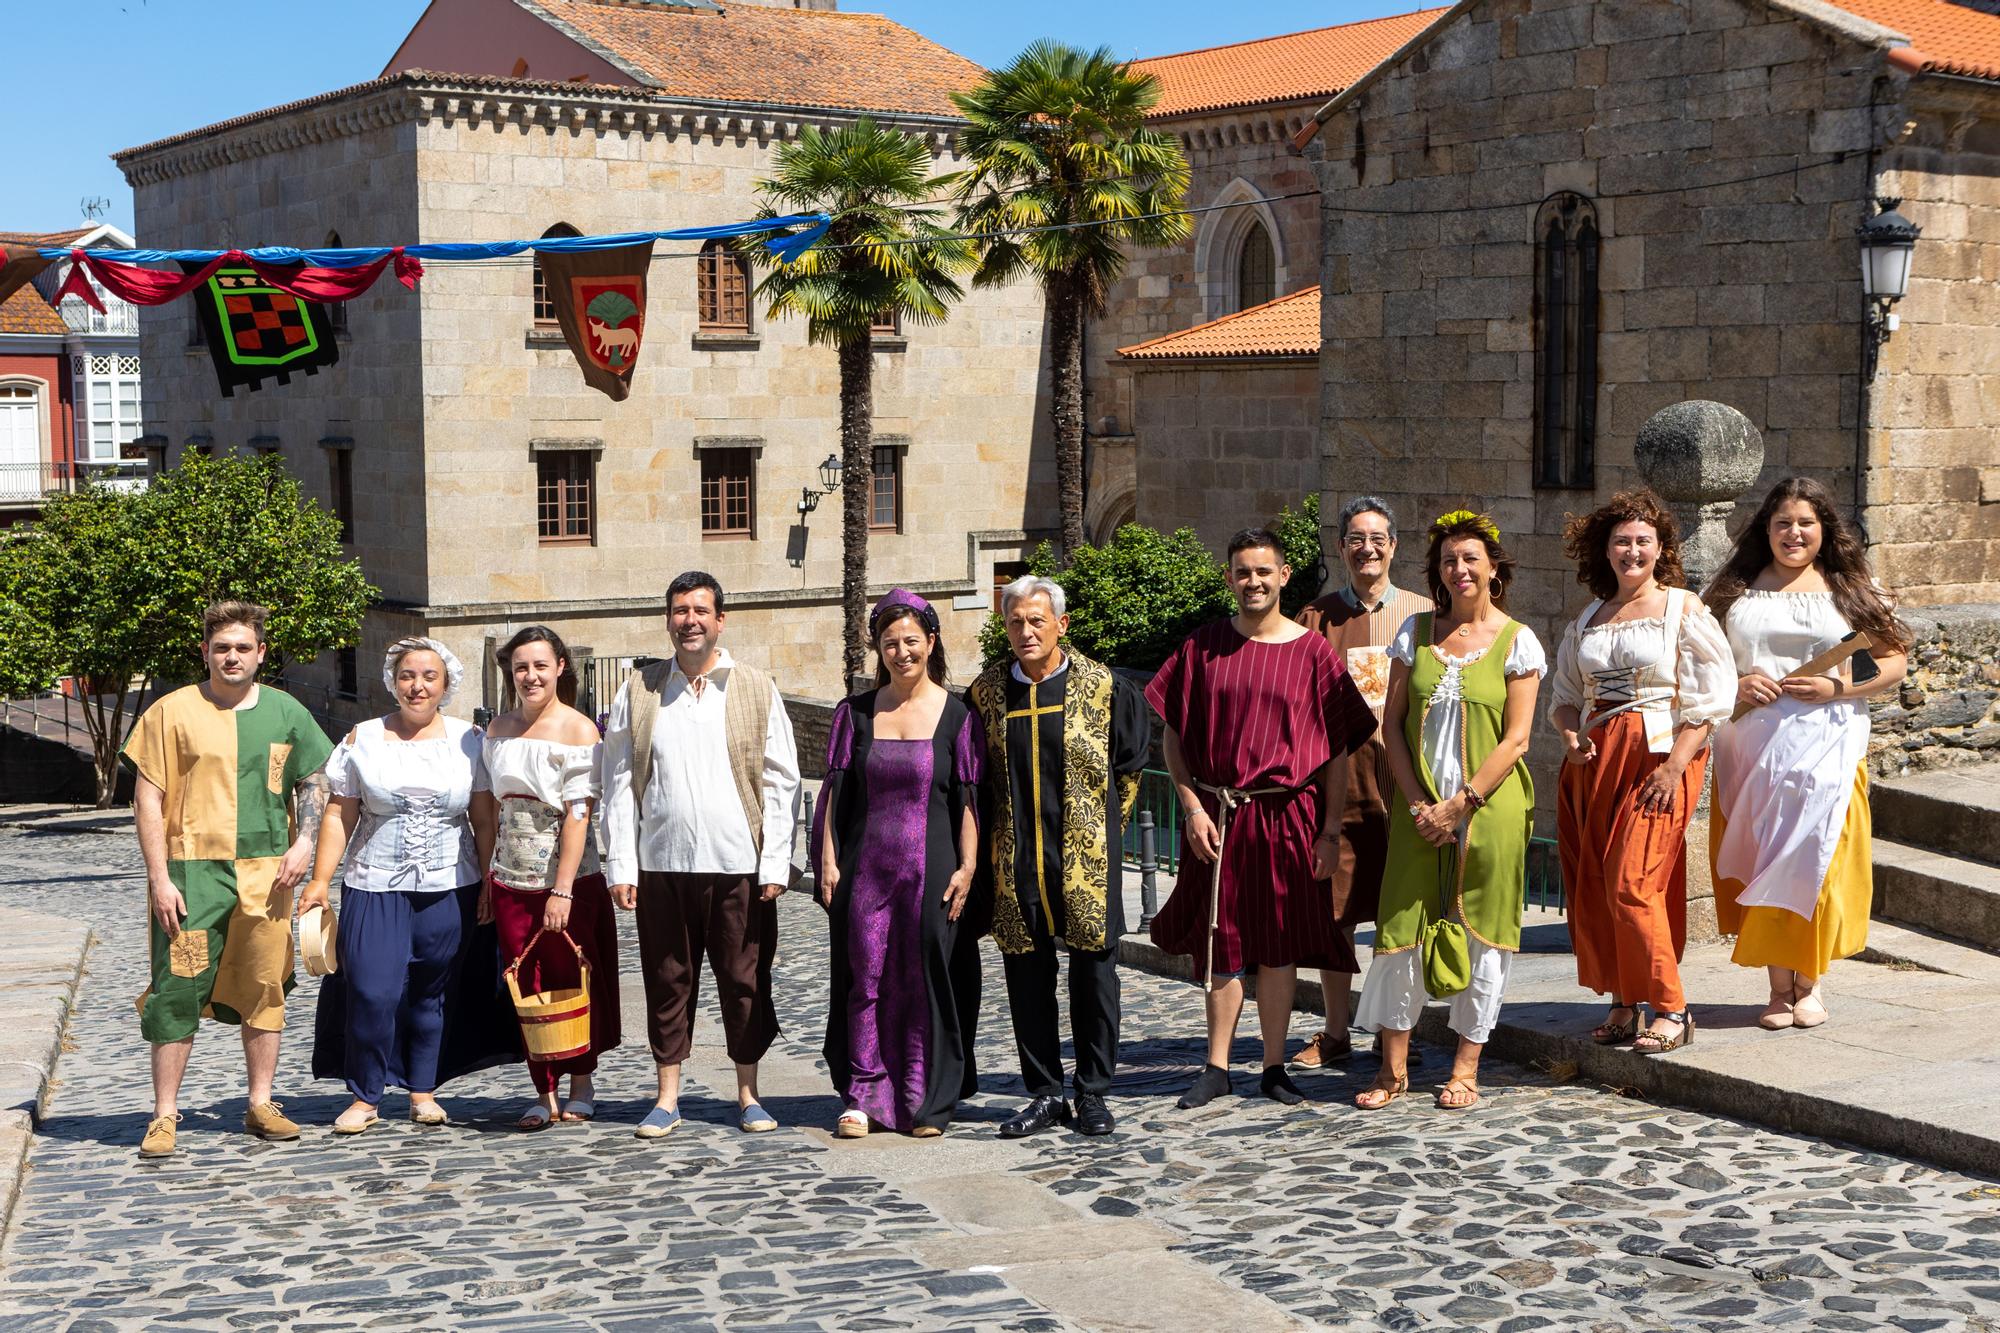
[1431,508,1500,542]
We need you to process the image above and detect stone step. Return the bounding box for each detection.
[1871,765,2000,866]
[1871,837,2000,955]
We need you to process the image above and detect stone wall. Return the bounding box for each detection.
[122,76,1054,718]
[1128,358,1320,550]
[1868,603,2000,775]
[1303,0,2000,683]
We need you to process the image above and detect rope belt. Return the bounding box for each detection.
[1195,780,1304,992]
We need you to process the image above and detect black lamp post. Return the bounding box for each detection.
[1856,196,1920,383]
[797,452,843,515]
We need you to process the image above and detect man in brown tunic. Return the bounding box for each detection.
[1292,497,1432,1067]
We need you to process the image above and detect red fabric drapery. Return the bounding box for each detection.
[51,247,423,312]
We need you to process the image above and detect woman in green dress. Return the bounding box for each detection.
[1354,510,1545,1111]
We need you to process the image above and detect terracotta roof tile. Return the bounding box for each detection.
[1119,286,1320,361]
[0,285,66,337]
[547,1,984,116]
[1832,0,2000,81]
[1132,9,1449,118]
[0,228,91,249]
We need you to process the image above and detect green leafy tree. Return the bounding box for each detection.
[743,119,973,683]
[952,42,1192,558]
[1273,492,1327,618]
[0,453,376,806]
[979,524,1232,672]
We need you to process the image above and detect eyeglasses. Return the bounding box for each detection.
[1342,535,1391,550]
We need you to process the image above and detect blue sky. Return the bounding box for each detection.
[3,0,1412,239]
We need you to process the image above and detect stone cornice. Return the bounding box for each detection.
[117,72,967,187]
[1158,100,1322,155]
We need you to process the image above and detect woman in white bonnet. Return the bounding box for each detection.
[300,637,516,1133]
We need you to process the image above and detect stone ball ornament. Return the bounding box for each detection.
[1635,399,1766,589]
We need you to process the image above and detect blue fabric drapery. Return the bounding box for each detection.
[39,212,831,267]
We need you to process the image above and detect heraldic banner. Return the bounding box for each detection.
[180,261,340,397]
[539,240,654,401]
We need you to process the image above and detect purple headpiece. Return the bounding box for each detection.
[870,587,939,637]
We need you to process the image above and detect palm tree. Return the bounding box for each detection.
[952,41,1191,558]
[745,120,972,684]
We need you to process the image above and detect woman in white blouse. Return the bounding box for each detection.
[1355,510,1544,1112]
[302,638,506,1133]
[1706,478,1907,1030]
[1550,491,1736,1055]
[475,626,621,1130]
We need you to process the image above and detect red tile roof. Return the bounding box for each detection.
[547,1,985,116]
[0,285,66,337]
[1833,0,2000,81]
[0,228,91,250]
[1119,286,1320,361]
[1132,9,1449,118]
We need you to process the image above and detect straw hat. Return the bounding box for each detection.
[299,903,338,977]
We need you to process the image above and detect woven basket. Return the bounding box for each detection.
[504,927,592,1063]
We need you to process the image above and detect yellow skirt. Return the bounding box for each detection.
[1712,764,1871,979]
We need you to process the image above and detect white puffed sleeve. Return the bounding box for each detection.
[1504,626,1547,679]
[1547,620,1587,717]
[1386,614,1420,667]
[324,726,364,800]
[559,742,602,805]
[1676,602,1738,728]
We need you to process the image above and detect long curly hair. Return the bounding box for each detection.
[1424,508,1517,612]
[1563,488,1687,599]
[1703,476,1910,654]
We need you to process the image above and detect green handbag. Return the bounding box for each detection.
[1419,844,1473,998]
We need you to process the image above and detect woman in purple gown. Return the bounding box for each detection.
[813,589,984,1138]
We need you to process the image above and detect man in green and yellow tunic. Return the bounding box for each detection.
[123,601,333,1158]
[968,577,1150,1139]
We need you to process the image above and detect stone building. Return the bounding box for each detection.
[1299,0,2000,644]
[1084,10,1444,548]
[116,0,1052,721]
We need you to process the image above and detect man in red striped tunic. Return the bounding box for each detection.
[1147,528,1377,1109]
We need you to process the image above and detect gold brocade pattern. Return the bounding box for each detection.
[972,653,1134,955]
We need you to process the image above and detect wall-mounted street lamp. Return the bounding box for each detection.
[797,453,843,515]
[1857,196,1920,383]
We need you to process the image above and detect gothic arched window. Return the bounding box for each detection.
[1236,220,1276,312]
[1533,192,1599,489]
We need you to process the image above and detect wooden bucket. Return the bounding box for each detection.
[504,927,592,1063]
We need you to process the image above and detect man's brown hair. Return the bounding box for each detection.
[203,600,269,644]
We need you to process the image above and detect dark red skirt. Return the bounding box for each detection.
[491,873,622,1093]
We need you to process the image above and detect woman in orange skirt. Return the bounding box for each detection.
[1551,490,1735,1054]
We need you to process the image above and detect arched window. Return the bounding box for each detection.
[1533,192,1599,490]
[323,231,349,334]
[1236,221,1276,312]
[696,239,752,331]
[533,223,581,325]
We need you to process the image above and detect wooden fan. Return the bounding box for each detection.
[1730,631,1875,721]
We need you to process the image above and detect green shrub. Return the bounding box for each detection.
[1273,492,1327,618]
[979,524,1234,671]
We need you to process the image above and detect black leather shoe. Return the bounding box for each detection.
[1074,1092,1115,1137]
[998,1094,1071,1138]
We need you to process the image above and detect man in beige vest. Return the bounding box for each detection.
[604,570,801,1139]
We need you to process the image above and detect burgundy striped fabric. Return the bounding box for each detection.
[1146,621,1377,978]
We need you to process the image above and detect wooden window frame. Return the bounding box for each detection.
[869,442,904,533]
[870,308,901,336]
[1533,192,1600,491]
[536,449,596,546]
[700,447,756,540]
[697,240,753,332]
[1236,220,1276,312]
[532,223,581,328]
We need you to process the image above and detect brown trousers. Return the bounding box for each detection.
[634,870,779,1066]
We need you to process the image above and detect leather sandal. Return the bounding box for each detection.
[1633,1011,1695,1054]
[1792,977,1827,1028]
[1759,966,1797,1030]
[1435,1078,1482,1110]
[1354,1076,1408,1110]
[1591,1005,1639,1045]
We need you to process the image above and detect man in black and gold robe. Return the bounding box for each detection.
[968,576,1151,1138]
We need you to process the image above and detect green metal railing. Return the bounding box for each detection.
[1121,768,1566,915]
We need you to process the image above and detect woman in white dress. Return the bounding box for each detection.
[1549,490,1735,1055]
[1706,478,1908,1029]
[302,638,516,1133]
[476,626,621,1129]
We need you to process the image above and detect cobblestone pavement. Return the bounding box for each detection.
[1,820,1998,1331]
